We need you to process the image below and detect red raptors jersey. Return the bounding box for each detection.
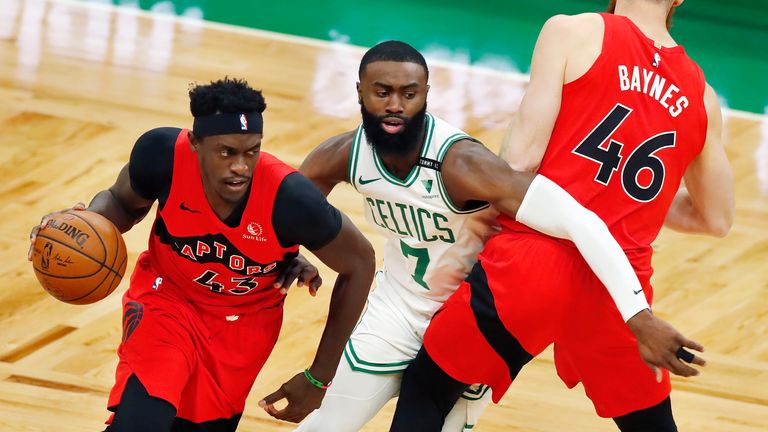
[502,13,708,273]
[148,130,299,314]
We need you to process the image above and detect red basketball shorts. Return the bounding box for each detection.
[423,231,670,418]
[106,252,283,424]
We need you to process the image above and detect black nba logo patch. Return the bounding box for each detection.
[652,52,661,68]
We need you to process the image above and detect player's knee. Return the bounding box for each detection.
[613,397,677,432]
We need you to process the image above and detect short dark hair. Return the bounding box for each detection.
[358,40,429,79]
[188,77,266,117]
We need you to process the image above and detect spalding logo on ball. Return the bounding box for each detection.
[31,210,127,305]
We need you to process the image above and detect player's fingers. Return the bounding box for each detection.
[274,264,296,292]
[263,403,287,419]
[679,337,705,355]
[286,403,314,423]
[298,268,318,287]
[665,356,699,377]
[689,354,707,367]
[277,264,302,292]
[641,358,662,383]
[29,225,40,242]
[676,346,706,367]
[309,275,322,296]
[276,406,303,423]
[272,272,285,289]
[258,393,290,418]
[27,227,41,261]
[72,202,86,211]
[258,387,286,407]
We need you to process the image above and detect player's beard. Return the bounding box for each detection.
[606,0,676,30]
[360,101,427,157]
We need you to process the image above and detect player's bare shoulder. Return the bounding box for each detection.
[703,83,721,116]
[308,130,356,161]
[440,138,506,190]
[441,138,491,174]
[299,130,356,192]
[542,13,602,40]
[542,13,604,83]
[702,83,723,139]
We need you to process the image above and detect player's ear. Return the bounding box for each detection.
[188,131,200,152]
[356,82,362,104]
[425,84,430,95]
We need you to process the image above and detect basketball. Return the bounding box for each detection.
[31,210,128,305]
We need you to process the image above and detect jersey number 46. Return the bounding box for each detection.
[572,103,676,202]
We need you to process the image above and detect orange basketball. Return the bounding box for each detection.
[31,210,127,305]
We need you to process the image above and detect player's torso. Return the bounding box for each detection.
[349,113,498,319]
[148,131,298,313]
[507,13,707,269]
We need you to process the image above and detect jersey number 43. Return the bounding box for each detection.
[572,103,676,202]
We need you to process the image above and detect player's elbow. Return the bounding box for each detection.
[704,212,733,237]
[698,201,733,237]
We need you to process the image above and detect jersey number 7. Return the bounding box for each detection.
[572,103,676,202]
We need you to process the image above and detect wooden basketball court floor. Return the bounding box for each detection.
[0,1,766,430]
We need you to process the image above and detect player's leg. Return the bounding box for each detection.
[556,268,675,429]
[612,397,677,432]
[295,359,401,432]
[298,278,422,431]
[392,255,547,431]
[104,255,195,431]
[390,347,470,432]
[105,374,176,432]
[442,385,492,432]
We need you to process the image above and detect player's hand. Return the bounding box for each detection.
[258,371,326,423]
[273,254,322,296]
[627,309,706,381]
[28,203,86,261]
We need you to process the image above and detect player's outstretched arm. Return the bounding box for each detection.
[259,213,375,423]
[299,131,355,196]
[442,141,705,377]
[664,84,734,237]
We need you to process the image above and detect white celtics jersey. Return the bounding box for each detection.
[348,113,498,326]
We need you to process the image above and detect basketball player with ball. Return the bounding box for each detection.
[28,77,376,432]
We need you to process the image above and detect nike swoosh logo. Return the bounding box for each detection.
[179,202,201,213]
[633,289,643,295]
[358,176,381,185]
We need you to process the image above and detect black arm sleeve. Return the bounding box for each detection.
[128,127,179,205]
[273,173,343,250]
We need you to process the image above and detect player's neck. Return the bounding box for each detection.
[614,2,676,47]
[201,182,239,222]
